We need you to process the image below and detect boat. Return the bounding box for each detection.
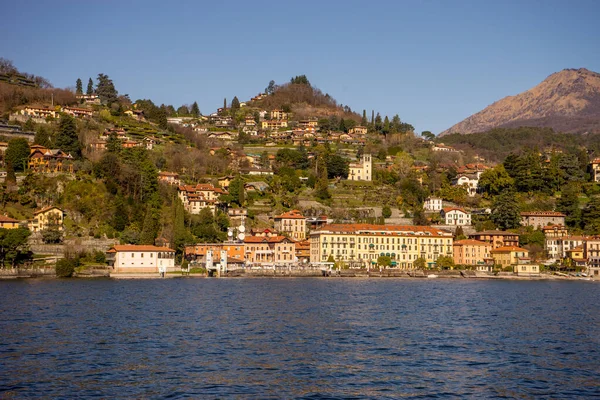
[427,274,438,278]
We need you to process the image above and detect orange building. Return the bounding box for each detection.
[453,239,492,266]
[184,243,245,262]
[244,236,296,265]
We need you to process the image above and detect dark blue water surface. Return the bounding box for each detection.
[1,278,599,399]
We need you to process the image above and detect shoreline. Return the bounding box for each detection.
[1,269,596,281]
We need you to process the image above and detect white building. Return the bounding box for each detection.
[441,207,471,226]
[424,197,443,212]
[107,245,176,274]
[348,154,372,181]
[545,235,587,261]
[453,173,481,197]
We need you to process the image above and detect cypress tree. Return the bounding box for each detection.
[86,78,94,95]
[75,78,83,94]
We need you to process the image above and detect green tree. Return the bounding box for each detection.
[75,78,83,94]
[5,138,30,171]
[0,228,31,267]
[326,154,349,179]
[382,205,392,219]
[361,110,368,126]
[377,255,392,268]
[413,257,426,269]
[140,205,160,245]
[55,114,81,158]
[111,195,129,231]
[290,75,310,85]
[583,196,600,234]
[314,162,330,200]
[178,105,190,115]
[55,258,77,278]
[34,125,51,147]
[96,73,118,105]
[491,190,521,230]
[5,161,16,184]
[86,78,94,95]
[190,101,200,117]
[478,164,514,196]
[421,131,435,141]
[172,200,190,255]
[265,80,276,95]
[156,107,168,129]
[436,255,454,269]
[556,183,581,228]
[231,96,240,113]
[106,132,122,153]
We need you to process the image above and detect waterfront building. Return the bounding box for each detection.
[452,239,491,267]
[565,246,587,268]
[520,211,566,228]
[185,243,246,263]
[107,245,175,274]
[348,154,372,182]
[309,224,453,269]
[441,207,471,226]
[274,209,306,240]
[244,235,296,265]
[261,120,288,130]
[468,230,519,249]
[490,246,530,267]
[545,235,587,261]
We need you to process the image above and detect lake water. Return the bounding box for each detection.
[1,278,599,398]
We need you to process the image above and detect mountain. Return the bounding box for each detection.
[440,68,600,136]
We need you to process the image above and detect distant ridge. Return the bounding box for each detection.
[440,68,600,136]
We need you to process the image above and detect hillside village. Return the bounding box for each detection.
[1,59,600,278]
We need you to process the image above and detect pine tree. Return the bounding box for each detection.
[96,73,118,105]
[190,102,200,117]
[491,190,521,230]
[34,126,52,148]
[75,78,83,94]
[55,114,81,158]
[86,78,94,95]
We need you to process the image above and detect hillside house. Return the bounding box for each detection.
[520,211,566,228]
[28,145,74,174]
[158,171,181,185]
[348,126,368,135]
[441,207,471,226]
[62,106,93,118]
[348,154,372,181]
[0,215,21,229]
[28,206,64,232]
[469,230,519,249]
[424,197,443,212]
[261,120,288,130]
[177,183,228,215]
[270,109,288,120]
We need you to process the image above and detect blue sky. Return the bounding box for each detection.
[1,0,599,134]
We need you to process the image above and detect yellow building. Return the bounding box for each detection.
[28,206,65,232]
[309,224,453,269]
[274,209,306,240]
[490,246,530,268]
[348,154,372,181]
[0,215,21,229]
[261,120,288,130]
